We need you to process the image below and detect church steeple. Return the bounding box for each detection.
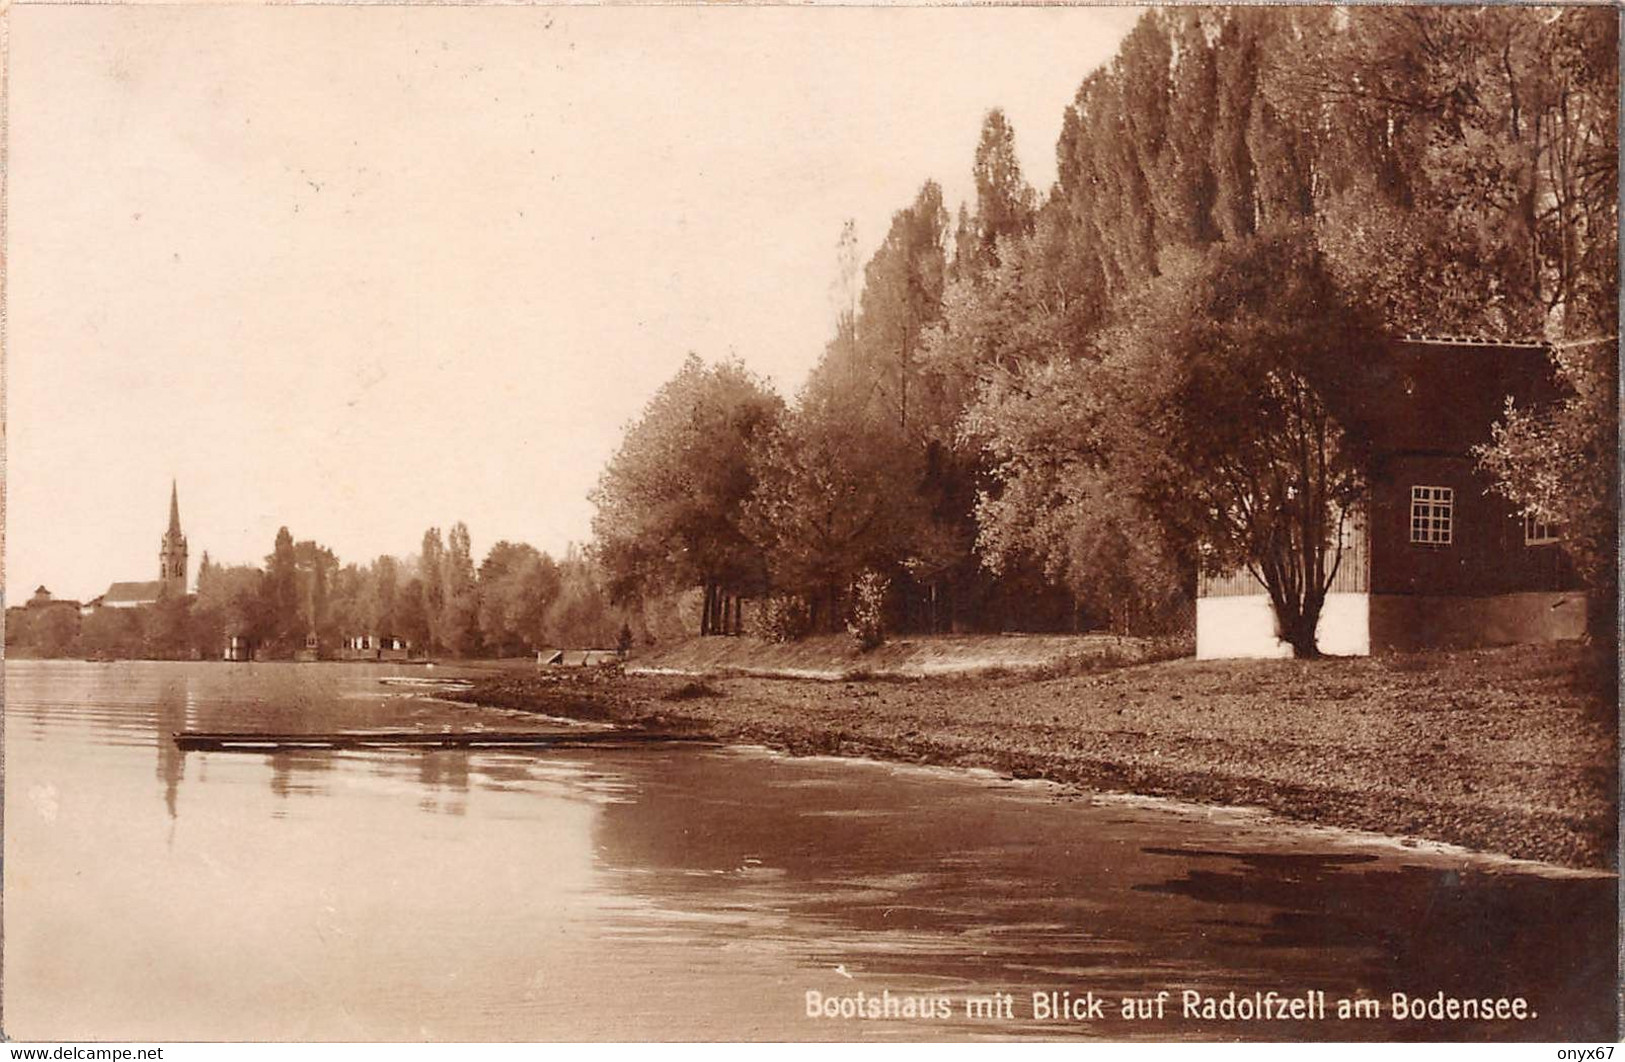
[160,480,188,594]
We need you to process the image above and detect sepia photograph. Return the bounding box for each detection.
[1,1,1618,1045]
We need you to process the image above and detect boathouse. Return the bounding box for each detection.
[537,648,621,667]
[337,634,413,662]
[1196,336,1585,659]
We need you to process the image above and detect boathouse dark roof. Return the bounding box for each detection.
[1317,336,1556,462]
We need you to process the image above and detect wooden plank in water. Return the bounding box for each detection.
[173,730,715,752]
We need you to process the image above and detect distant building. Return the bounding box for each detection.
[25,586,80,613]
[159,481,188,596]
[537,648,621,667]
[94,481,190,610]
[337,634,413,662]
[100,581,169,610]
[1196,337,1584,659]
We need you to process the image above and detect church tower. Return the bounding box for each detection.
[159,480,188,595]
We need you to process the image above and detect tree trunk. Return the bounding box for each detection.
[1279,593,1325,659]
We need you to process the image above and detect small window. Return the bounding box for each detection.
[1410,486,1453,545]
[1524,512,1559,546]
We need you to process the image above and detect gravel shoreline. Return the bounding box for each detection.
[450,643,1617,869]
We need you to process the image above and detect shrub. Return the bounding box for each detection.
[758,594,811,644]
[846,570,889,652]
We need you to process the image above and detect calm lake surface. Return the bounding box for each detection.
[3,660,1615,1041]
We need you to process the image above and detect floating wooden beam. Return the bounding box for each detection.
[173,730,715,753]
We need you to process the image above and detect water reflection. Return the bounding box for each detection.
[1137,848,1616,1039]
[417,751,470,816]
[581,749,1619,1040]
[3,661,1616,1042]
[267,750,334,805]
[155,676,188,820]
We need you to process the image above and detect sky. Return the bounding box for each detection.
[5,3,1143,604]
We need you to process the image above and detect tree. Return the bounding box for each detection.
[1290,7,1617,339]
[324,562,368,645]
[786,181,962,629]
[32,607,81,657]
[263,527,300,652]
[81,607,145,658]
[440,522,480,656]
[967,109,1036,273]
[743,381,922,630]
[545,548,619,649]
[146,593,193,658]
[194,563,270,654]
[969,353,1191,634]
[478,541,559,656]
[1104,230,1383,657]
[1478,336,1618,647]
[396,576,430,651]
[919,203,1113,630]
[418,529,446,652]
[591,354,784,635]
[294,539,338,641]
[370,555,401,637]
[848,181,950,434]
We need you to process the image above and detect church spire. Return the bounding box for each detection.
[160,479,188,593]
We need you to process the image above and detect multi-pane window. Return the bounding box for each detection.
[1410,486,1453,545]
[1524,513,1559,546]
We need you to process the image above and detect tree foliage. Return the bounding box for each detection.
[1106,232,1383,655]
[591,353,784,634]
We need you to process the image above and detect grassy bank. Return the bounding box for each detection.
[455,642,1617,869]
[626,631,1188,679]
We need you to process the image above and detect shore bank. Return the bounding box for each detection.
[451,642,1616,870]
[625,631,1186,680]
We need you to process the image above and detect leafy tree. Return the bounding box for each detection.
[80,607,144,658]
[969,354,1189,633]
[743,381,921,630]
[194,563,270,653]
[418,529,446,652]
[370,555,401,637]
[478,541,559,655]
[145,593,193,658]
[1103,230,1383,657]
[18,606,82,658]
[850,181,949,434]
[592,354,784,635]
[1478,337,1618,646]
[396,576,430,651]
[263,527,300,650]
[441,522,480,656]
[545,549,620,649]
[294,539,338,642]
[967,109,1036,273]
[324,562,368,644]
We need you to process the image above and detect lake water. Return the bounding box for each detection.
[3,660,1615,1041]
